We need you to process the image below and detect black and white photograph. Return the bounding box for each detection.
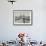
[13,10,32,25]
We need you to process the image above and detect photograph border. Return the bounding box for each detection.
[13,10,33,26]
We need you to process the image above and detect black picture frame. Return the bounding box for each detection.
[13,10,33,26]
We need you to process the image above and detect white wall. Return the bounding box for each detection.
[0,0,46,42]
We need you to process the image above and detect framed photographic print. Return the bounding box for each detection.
[13,10,33,25]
